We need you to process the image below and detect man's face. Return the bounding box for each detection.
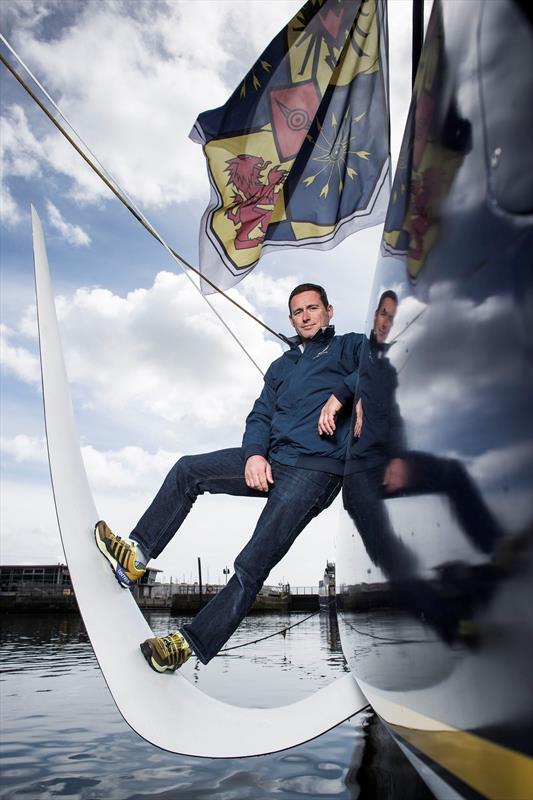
[289,290,333,341]
[373,297,397,343]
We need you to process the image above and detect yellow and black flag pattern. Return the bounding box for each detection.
[191,0,390,292]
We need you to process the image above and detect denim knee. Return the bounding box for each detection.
[234,556,265,598]
[173,455,195,494]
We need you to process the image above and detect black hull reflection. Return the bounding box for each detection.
[337,1,533,798]
[350,710,435,800]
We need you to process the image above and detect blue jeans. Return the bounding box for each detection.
[131,448,341,663]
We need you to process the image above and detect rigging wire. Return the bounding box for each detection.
[338,612,438,644]
[217,610,321,653]
[0,37,288,377]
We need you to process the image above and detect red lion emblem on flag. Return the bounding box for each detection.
[225,155,287,250]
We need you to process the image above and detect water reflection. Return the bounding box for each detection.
[342,445,512,644]
[340,286,523,647]
[0,612,432,799]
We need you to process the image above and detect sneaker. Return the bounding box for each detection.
[140,631,192,673]
[94,520,146,588]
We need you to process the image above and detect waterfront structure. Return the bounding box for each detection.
[0,563,169,610]
[0,563,75,611]
[0,563,301,612]
[318,562,336,614]
[1,563,72,591]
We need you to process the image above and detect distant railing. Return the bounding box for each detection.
[1,583,73,596]
[1,581,321,597]
[0,584,77,606]
[171,585,319,596]
[170,583,295,596]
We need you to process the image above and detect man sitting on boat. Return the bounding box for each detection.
[95,283,366,673]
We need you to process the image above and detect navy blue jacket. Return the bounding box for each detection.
[242,326,365,476]
[344,335,405,474]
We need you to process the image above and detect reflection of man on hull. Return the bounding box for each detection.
[95,284,366,673]
[341,291,504,643]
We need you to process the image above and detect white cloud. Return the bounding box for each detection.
[2,0,410,216]
[0,435,179,490]
[390,284,518,431]
[0,103,44,178]
[46,199,90,246]
[17,304,38,338]
[0,323,41,384]
[4,272,283,444]
[81,444,179,490]
[468,441,533,489]
[0,105,42,225]
[1,1,301,208]
[63,272,281,428]
[0,480,63,565]
[0,0,58,36]
[0,434,47,463]
[386,0,414,165]
[238,272,298,312]
[0,183,22,226]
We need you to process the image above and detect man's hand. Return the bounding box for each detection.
[383,458,409,493]
[354,399,363,438]
[318,394,343,436]
[245,455,274,492]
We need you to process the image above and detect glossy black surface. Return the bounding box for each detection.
[337,0,533,792]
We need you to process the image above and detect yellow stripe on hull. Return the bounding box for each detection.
[390,722,533,800]
[358,679,533,800]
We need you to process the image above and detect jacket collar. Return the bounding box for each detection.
[285,325,336,350]
[281,325,335,362]
[369,329,392,356]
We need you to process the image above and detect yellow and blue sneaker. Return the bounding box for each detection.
[140,631,192,673]
[94,520,146,588]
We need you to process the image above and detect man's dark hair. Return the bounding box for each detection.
[375,289,398,312]
[288,283,330,312]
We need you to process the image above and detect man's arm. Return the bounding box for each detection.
[242,367,277,491]
[242,368,276,460]
[318,335,367,436]
[354,398,363,438]
[317,394,343,435]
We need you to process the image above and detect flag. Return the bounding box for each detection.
[382,0,471,278]
[191,0,390,293]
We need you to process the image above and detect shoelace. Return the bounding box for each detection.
[108,534,134,566]
[160,633,188,667]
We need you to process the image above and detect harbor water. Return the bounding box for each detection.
[0,611,434,799]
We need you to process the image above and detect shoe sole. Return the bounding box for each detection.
[94,522,135,589]
[140,641,178,673]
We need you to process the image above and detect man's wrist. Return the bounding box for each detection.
[331,383,352,405]
[243,444,268,461]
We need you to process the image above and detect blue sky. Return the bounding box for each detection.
[0,0,414,585]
